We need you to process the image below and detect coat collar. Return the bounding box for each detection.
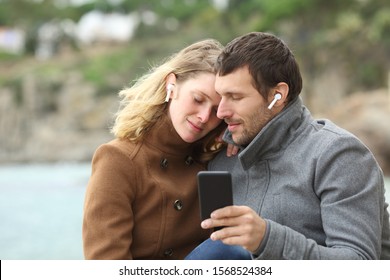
[144,113,195,156]
[223,97,310,170]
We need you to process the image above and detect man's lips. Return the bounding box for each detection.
[226,121,241,131]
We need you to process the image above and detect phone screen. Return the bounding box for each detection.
[197,171,233,223]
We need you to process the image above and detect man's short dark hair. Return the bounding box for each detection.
[215,32,303,102]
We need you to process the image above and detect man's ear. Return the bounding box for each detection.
[269,82,289,107]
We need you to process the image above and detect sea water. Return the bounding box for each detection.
[0,163,389,259]
[0,163,90,259]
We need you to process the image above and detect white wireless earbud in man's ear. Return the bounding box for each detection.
[267,93,282,110]
[165,83,175,102]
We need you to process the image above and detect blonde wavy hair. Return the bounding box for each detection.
[111,39,226,163]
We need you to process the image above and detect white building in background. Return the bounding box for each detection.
[35,19,76,60]
[34,10,141,60]
[75,10,140,45]
[0,27,25,55]
[8,8,163,59]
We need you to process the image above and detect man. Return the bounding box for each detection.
[200,32,390,259]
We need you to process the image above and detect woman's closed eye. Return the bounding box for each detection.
[194,94,204,104]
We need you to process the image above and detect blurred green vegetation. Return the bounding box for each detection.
[0,0,389,98]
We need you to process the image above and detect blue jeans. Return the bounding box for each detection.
[185,238,251,260]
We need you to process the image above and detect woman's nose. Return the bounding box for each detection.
[198,107,211,123]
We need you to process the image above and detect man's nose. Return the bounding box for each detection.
[217,99,230,120]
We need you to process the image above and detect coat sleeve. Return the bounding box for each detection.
[255,135,387,259]
[83,143,136,259]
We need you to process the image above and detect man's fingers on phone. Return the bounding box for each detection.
[210,227,228,241]
[201,218,213,229]
[210,226,240,242]
[210,205,246,219]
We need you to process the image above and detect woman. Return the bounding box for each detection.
[82,39,226,259]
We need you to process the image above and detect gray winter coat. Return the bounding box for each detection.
[209,97,390,259]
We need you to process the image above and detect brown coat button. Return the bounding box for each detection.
[160,158,168,169]
[174,199,183,211]
[163,248,173,257]
[185,156,194,166]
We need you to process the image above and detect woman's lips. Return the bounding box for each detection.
[187,119,203,132]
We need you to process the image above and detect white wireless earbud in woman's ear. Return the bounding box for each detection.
[267,93,282,110]
[165,83,174,102]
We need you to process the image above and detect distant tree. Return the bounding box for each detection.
[223,0,390,91]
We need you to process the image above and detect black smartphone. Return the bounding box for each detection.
[197,171,233,224]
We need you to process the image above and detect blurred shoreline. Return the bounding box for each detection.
[0,162,389,260]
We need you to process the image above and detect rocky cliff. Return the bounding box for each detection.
[0,71,117,164]
[1,55,389,176]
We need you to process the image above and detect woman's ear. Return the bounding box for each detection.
[165,73,177,102]
[165,73,176,89]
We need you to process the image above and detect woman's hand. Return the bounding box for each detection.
[216,132,239,157]
[226,143,239,157]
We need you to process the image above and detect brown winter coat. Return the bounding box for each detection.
[82,114,210,259]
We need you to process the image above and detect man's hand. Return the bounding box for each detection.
[201,205,266,252]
